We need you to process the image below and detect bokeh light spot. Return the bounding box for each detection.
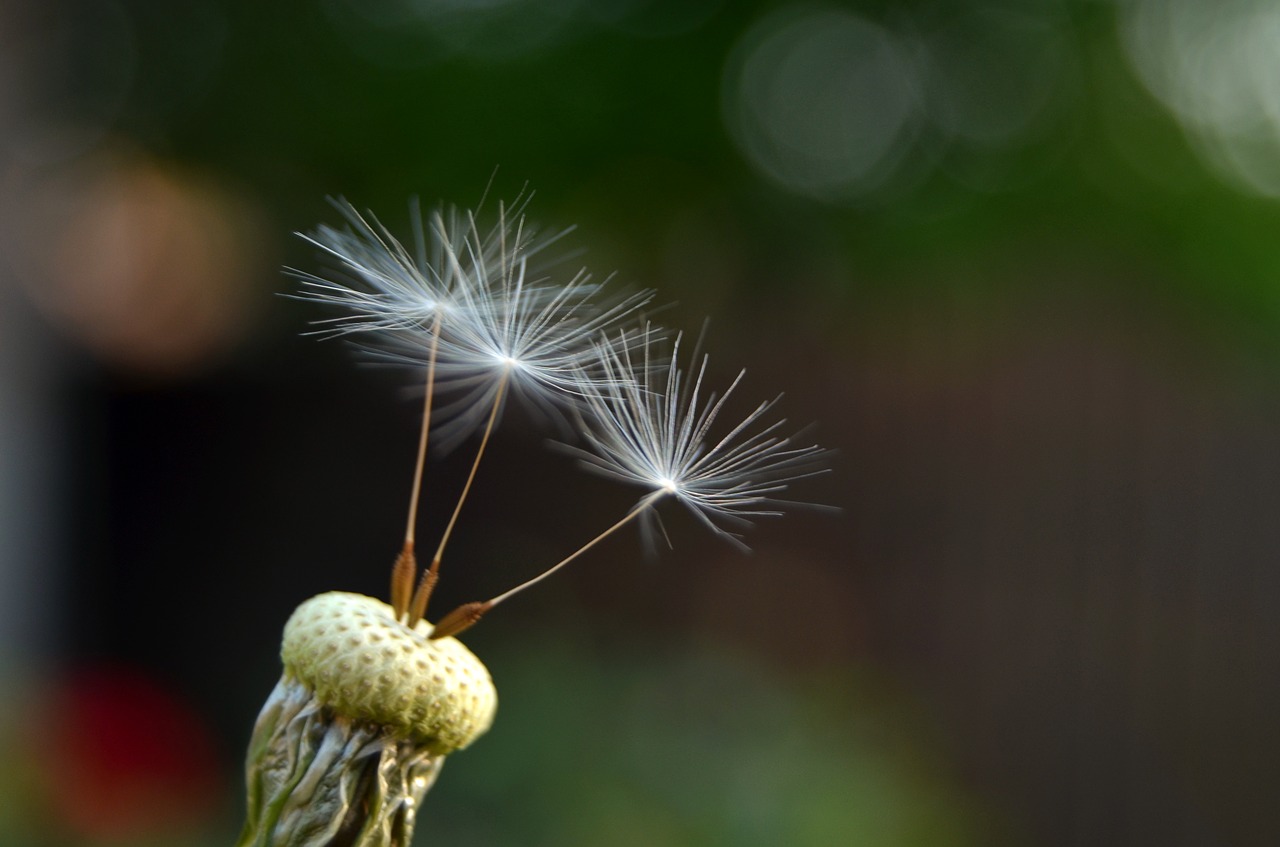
[3,148,265,378]
[1121,0,1280,197]
[722,6,920,203]
[921,3,1071,148]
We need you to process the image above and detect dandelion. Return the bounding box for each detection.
[428,329,831,639]
[379,224,656,452]
[287,193,566,338]
[571,330,832,547]
[239,190,830,847]
[289,197,564,591]
[287,200,452,336]
[292,195,654,627]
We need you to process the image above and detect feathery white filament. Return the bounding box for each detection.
[567,332,830,549]
[287,200,465,337]
[289,192,832,633]
[378,206,655,448]
[293,194,651,448]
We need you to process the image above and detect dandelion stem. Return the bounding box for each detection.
[391,312,442,620]
[418,372,510,620]
[405,313,443,546]
[487,489,668,609]
[430,490,666,640]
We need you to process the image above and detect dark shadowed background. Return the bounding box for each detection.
[2,1,1278,845]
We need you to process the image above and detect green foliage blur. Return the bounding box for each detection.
[105,0,1280,340]
[5,0,1280,845]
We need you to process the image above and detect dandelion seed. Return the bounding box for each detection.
[294,192,656,623]
[288,200,459,337]
[568,330,832,550]
[376,202,656,606]
[429,330,831,639]
[388,254,657,451]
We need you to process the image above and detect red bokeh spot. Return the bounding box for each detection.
[40,666,221,840]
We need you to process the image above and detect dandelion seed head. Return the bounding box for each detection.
[564,331,831,549]
[294,192,657,451]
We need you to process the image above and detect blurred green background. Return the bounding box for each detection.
[2,0,1278,844]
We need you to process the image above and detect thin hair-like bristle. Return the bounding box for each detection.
[562,330,832,549]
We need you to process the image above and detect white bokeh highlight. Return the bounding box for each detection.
[1121,0,1280,197]
[721,7,921,202]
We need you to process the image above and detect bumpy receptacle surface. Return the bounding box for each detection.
[281,591,496,755]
